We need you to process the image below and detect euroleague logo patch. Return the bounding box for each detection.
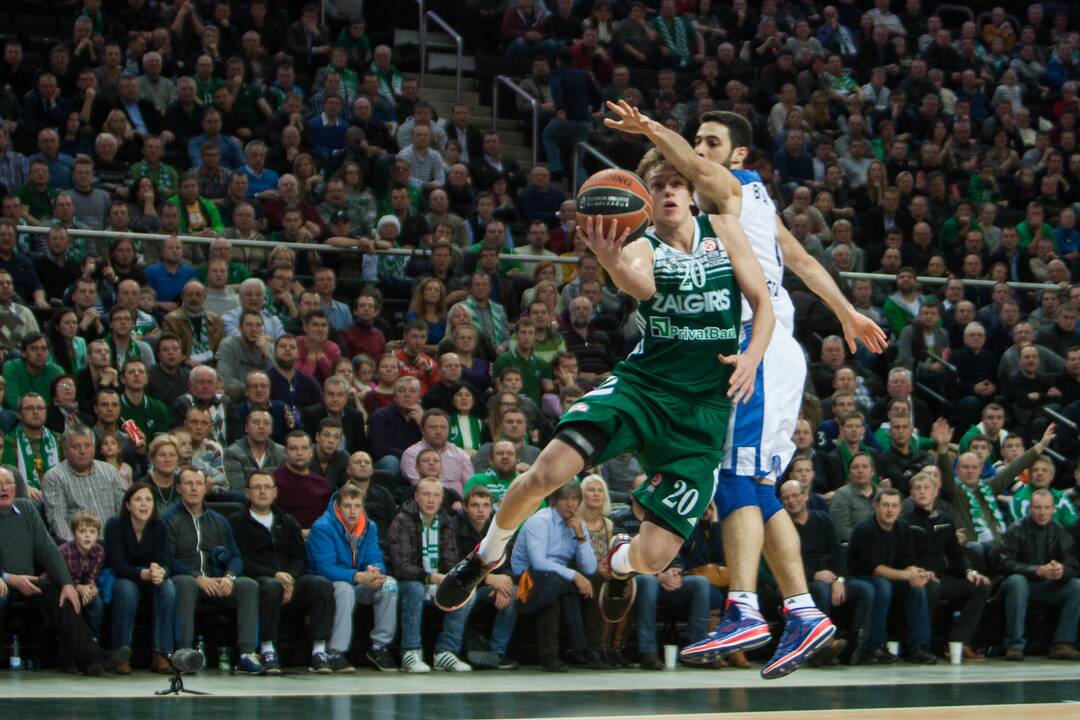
[645,472,663,493]
[702,239,717,252]
[567,402,590,414]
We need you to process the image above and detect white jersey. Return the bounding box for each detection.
[701,169,796,330]
[697,171,805,482]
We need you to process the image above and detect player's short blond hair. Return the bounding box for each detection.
[636,148,694,193]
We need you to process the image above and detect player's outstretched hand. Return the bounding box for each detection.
[603,99,654,135]
[578,215,630,268]
[841,312,888,354]
[718,352,759,404]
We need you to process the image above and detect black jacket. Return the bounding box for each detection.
[795,510,846,582]
[902,504,969,579]
[847,516,917,577]
[300,403,367,455]
[998,516,1079,580]
[229,505,308,579]
[873,444,934,496]
[115,98,166,136]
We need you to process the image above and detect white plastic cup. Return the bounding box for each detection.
[886,641,900,657]
[663,645,678,670]
[948,642,963,665]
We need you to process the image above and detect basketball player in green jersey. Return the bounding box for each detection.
[604,99,886,677]
[435,153,775,622]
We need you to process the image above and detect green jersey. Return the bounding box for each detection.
[617,215,742,407]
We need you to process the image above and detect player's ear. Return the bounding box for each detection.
[731,147,748,166]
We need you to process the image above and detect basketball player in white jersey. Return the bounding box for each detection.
[605,100,887,678]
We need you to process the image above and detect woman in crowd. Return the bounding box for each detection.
[326,357,364,416]
[46,374,93,434]
[139,434,182,514]
[521,278,564,327]
[451,322,491,394]
[293,152,324,203]
[46,307,87,375]
[104,110,143,165]
[60,110,93,157]
[128,176,162,234]
[104,482,177,674]
[579,474,628,667]
[438,304,497,361]
[853,160,887,213]
[448,381,487,458]
[334,160,377,230]
[519,265,560,313]
[363,353,399,417]
[405,277,448,350]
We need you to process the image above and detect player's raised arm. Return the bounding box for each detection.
[578,215,656,301]
[774,217,888,354]
[709,213,774,404]
[604,100,736,208]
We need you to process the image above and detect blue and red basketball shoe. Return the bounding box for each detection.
[759,607,836,679]
[680,600,772,664]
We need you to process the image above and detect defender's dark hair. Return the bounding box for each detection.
[699,111,753,152]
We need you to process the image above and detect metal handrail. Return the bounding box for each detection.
[424,11,464,102]
[412,0,427,91]
[492,75,539,168]
[19,224,1070,288]
[836,271,1060,292]
[572,142,618,192]
[14,225,583,264]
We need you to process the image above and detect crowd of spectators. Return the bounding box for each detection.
[0,0,1079,677]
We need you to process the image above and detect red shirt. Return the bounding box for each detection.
[272,466,331,529]
[392,348,440,394]
[342,323,386,361]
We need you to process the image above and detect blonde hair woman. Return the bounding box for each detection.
[579,474,628,666]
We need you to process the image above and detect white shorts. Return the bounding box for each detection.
[720,323,806,481]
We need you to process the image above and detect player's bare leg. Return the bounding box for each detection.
[601,520,686,623]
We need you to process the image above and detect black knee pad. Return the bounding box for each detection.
[554,423,611,466]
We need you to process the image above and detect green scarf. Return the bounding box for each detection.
[14,426,60,490]
[106,332,142,369]
[188,312,210,356]
[462,296,508,347]
[653,16,691,60]
[449,413,484,452]
[838,441,878,484]
[959,480,1007,543]
[421,515,440,576]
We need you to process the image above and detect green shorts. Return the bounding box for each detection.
[557,375,730,539]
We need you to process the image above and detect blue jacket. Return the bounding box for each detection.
[306,495,386,583]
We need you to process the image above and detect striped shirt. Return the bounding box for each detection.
[41,460,125,541]
[398,144,446,188]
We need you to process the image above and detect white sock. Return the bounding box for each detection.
[783,593,817,612]
[312,641,327,655]
[260,641,275,655]
[728,590,760,612]
[477,519,516,564]
[610,543,634,577]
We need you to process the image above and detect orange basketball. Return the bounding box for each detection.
[575,168,653,242]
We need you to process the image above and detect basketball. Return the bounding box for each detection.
[575,168,653,242]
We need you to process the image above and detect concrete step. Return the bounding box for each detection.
[393,28,458,50]
[417,86,481,106]
[428,51,475,73]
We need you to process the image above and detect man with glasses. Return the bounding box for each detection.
[230,469,337,674]
[1,392,61,502]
